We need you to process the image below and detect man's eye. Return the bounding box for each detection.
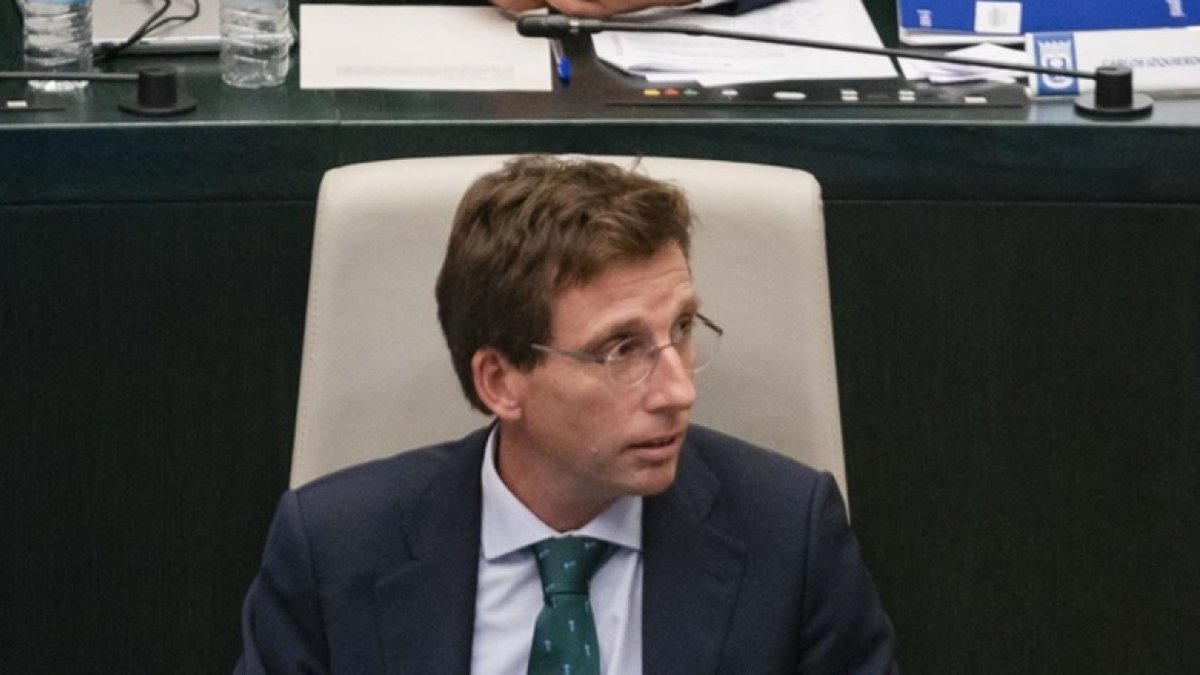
[607,337,646,361]
[674,315,696,337]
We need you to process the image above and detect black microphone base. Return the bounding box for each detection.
[1073,92,1153,118]
[118,93,196,117]
[118,67,197,117]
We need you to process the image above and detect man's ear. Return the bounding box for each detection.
[472,347,525,421]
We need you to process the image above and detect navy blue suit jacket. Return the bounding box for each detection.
[236,425,898,673]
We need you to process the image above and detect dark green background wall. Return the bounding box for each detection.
[4,199,1198,673]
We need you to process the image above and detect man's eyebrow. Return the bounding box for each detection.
[582,318,645,352]
[582,297,702,352]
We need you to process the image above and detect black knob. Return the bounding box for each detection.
[1094,66,1134,108]
[119,66,196,117]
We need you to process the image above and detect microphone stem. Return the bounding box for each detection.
[0,71,139,82]
[593,20,1094,81]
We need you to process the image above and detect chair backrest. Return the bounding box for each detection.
[290,155,847,500]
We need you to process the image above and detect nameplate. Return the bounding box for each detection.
[1028,28,1200,96]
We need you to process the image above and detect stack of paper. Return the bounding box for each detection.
[299,5,551,91]
[592,0,897,87]
[897,42,1028,83]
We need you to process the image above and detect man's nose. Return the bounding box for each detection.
[645,345,696,411]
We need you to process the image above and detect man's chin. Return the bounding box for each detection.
[627,456,680,496]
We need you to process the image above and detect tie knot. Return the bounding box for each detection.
[533,536,610,597]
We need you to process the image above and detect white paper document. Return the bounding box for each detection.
[898,43,1029,83]
[592,0,897,86]
[300,5,551,91]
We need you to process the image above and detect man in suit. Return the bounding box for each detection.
[236,155,898,674]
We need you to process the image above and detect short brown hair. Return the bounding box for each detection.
[436,155,693,413]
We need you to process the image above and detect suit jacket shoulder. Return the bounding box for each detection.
[291,427,488,546]
[236,428,489,675]
[641,425,898,674]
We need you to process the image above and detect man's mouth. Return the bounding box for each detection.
[628,433,680,451]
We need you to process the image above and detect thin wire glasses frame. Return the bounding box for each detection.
[531,313,724,387]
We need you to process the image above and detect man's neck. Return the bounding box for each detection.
[494,428,616,532]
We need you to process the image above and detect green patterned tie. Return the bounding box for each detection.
[527,535,611,675]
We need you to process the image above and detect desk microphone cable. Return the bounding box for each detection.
[94,0,202,61]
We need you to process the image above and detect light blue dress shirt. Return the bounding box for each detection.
[471,428,644,675]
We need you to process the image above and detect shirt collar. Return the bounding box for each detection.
[480,426,642,561]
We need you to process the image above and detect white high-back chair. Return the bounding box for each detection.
[290,155,848,500]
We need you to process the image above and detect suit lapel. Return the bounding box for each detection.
[642,442,746,675]
[373,431,487,675]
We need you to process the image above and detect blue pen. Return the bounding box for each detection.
[550,39,571,86]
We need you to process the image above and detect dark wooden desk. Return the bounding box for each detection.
[2,3,1198,673]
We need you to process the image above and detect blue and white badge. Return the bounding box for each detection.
[1030,32,1080,95]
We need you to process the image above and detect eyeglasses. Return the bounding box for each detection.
[532,313,723,387]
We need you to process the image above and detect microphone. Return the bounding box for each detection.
[517,15,603,38]
[0,66,196,117]
[516,15,1153,118]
